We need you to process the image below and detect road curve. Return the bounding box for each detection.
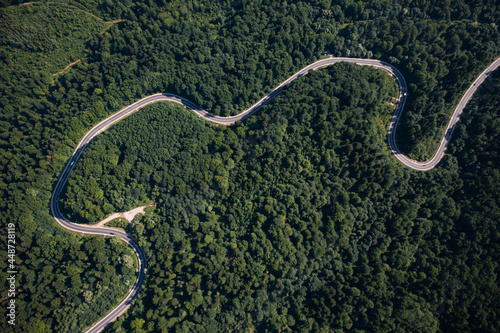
[51,56,500,332]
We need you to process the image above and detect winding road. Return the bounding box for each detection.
[50,56,500,332]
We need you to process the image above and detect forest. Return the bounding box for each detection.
[64,64,499,332]
[0,0,498,332]
[0,2,136,332]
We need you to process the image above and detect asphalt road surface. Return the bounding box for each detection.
[51,56,500,332]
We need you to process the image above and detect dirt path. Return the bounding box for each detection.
[52,59,80,76]
[94,203,155,227]
[105,19,125,24]
[8,1,35,7]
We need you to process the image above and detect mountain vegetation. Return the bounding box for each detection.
[0,3,135,332]
[0,0,498,332]
[65,64,499,332]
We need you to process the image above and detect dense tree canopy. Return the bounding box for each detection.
[0,0,498,331]
[65,65,499,332]
[0,3,135,332]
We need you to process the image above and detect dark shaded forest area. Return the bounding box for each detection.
[65,64,499,332]
[0,0,498,332]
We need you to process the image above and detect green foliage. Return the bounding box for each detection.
[106,217,129,231]
[67,64,499,332]
[0,2,112,74]
[1,0,499,332]
[0,3,134,332]
[0,234,135,332]
[67,0,500,158]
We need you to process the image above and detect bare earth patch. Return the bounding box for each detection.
[8,1,35,7]
[95,203,155,227]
